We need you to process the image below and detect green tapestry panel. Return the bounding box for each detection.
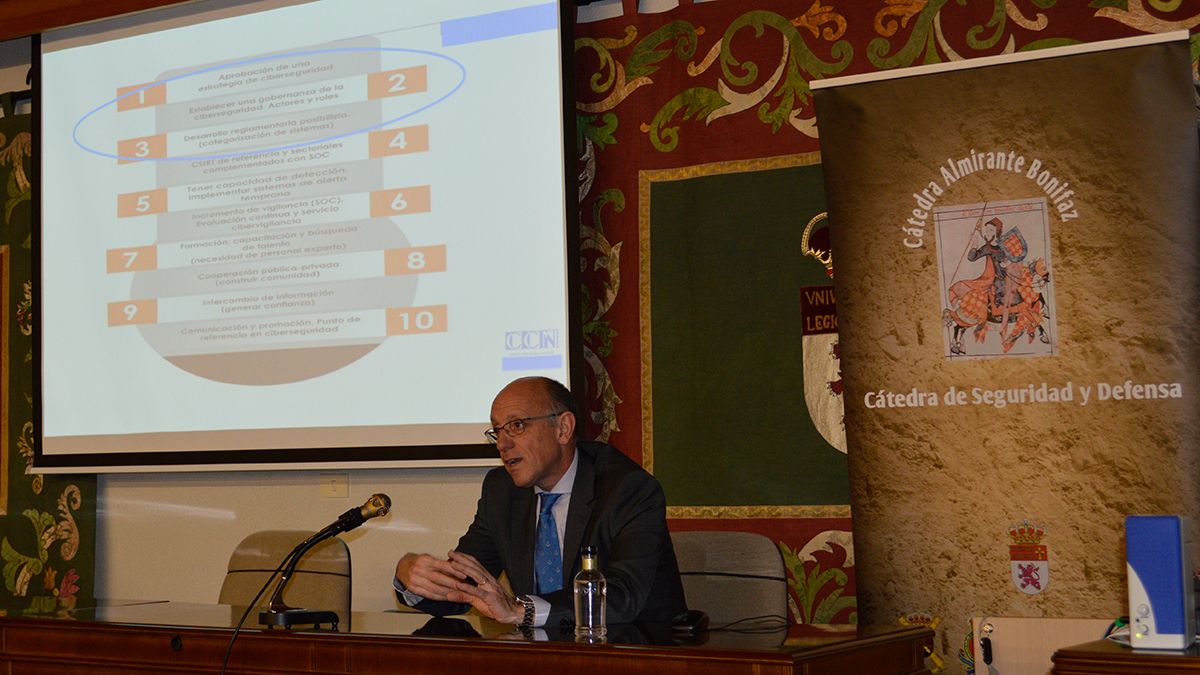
[648,161,847,506]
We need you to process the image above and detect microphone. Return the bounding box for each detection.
[258,493,392,630]
[324,493,392,536]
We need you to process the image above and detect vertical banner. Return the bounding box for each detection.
[811,31,1198,639]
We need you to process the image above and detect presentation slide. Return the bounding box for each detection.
[38,0,573,465]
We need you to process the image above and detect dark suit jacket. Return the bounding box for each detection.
[407,441,686,627]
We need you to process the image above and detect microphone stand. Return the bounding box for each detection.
[220,494,389,672]
[258,524,343,630]
[255,493,390,631]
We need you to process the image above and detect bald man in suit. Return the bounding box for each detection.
[393,377,686,629]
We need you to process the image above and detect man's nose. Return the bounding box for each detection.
[495,431,514,451]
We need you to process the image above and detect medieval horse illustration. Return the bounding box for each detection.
[942,216,1053,356]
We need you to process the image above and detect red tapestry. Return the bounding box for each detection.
[573,0,1200,665]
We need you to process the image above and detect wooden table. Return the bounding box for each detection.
[0,601,933,674]
[1053,638,1200,674]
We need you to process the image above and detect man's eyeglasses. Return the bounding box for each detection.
[483,412,561,444]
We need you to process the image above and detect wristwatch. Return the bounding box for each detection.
[515,594,536,628]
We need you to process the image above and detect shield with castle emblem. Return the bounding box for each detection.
[1009,521,1049,595]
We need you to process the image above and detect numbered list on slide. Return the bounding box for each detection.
[107,39,452,385]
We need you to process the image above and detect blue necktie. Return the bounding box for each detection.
[534,492,563,594]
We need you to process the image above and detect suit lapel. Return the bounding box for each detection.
[560,445,596,590]
[509,487,537,595]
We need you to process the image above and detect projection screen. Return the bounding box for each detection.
[35,0,580,471]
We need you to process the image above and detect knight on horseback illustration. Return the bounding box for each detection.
[943,216,1053,356]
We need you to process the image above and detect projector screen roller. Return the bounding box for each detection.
[36,0,579,471]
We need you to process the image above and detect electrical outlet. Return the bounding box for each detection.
[319,473,349,498]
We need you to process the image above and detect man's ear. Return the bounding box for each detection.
[556,411,576,443]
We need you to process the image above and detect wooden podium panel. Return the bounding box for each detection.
[1053,638,1200,674]
[0,602,932,675]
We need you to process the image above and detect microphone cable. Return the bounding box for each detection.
[220,546,299,675]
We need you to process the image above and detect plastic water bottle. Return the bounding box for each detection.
[573,545,607,640]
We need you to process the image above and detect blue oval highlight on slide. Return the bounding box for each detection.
[73,47,467,162]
